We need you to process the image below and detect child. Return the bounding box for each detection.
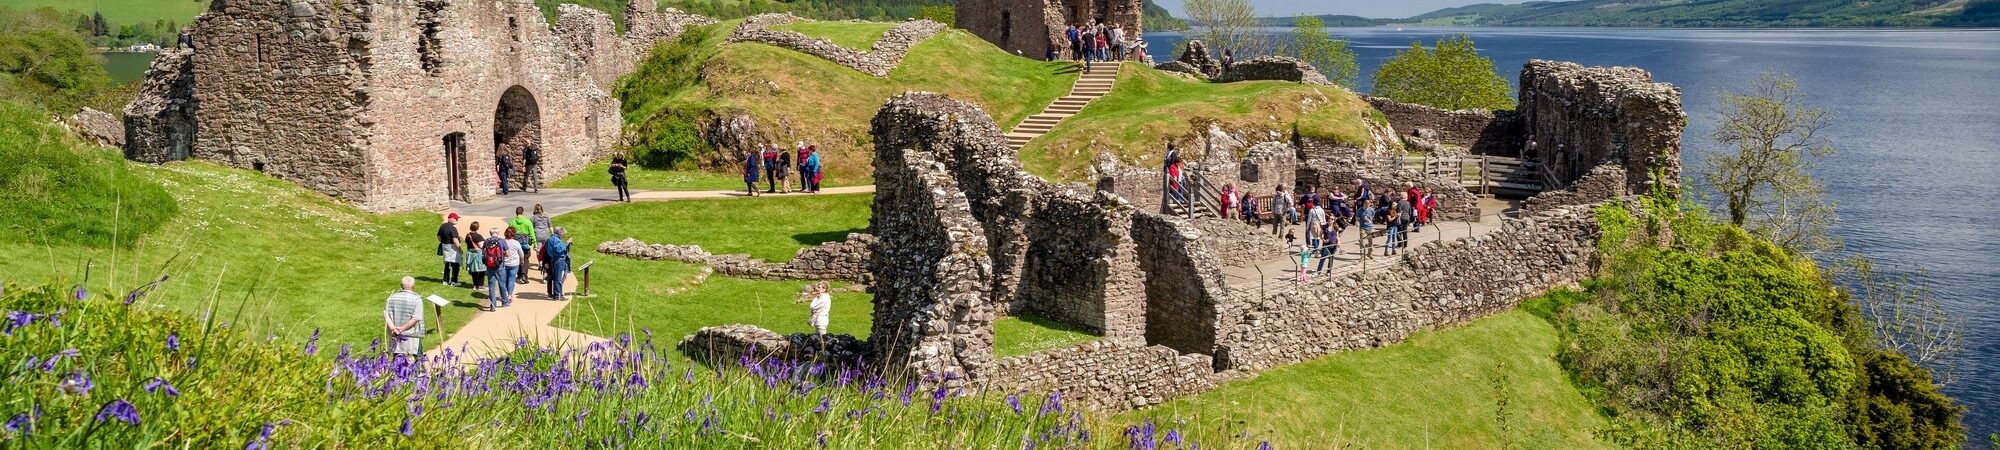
[1219,183,1238,220]
[801,282,832,336]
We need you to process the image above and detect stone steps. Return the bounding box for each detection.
[1005,62,1124,151]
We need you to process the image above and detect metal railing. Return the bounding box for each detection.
[1160,166,1222,219]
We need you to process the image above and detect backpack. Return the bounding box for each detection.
[484,243,504,269]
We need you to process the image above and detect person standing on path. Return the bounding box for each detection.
[545,228,572,301]
[523,144,542,193]
[500,228,523,306]
[1395,193,1416,250]
[483,229,510,308]
[776,143,795,194]
[437,213,462,287]
[1355,199,1377,258]
[384,277,425,357]
[809,148,825,193]
[1270,185,1295,235]
[531,204,553,283]
[509,207,535,284]
[743,149,762,197]
[1305,200,1327,274]
[1066,25,1081,61]
[609,154,631,202]
[761,145,781,193]
[1383,199,1405,256]
[797,145,814,192]
[466,222,487,294]
[496,154,513,196]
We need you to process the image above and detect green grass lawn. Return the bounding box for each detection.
[0,160,483,351]
[1021,62,1379,182]
[550,161,861,192]
[1125,307,1612,449]
[994,314,1099,358]
[13,0,207,28]
[559,192,872,262]
[768,20,897,49]
[556,270,874,341]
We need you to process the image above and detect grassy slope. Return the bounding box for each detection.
[561,193,873,262]
[1020,62,1377,182]
[598,24,1075,187]
[768,20,896,49]
[0,161,480,350]
[1127,307,1611,449]
[12,0,206,28]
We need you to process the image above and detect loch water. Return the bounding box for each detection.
[1148,27,2000,438]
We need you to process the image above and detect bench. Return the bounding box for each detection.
[1249,195,1278,223]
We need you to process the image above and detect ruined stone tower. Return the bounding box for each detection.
[124,0,711,212]
[955,0,1142,60]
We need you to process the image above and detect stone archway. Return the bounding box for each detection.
[494,85,543,193]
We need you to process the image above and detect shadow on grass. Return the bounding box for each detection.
[792,228,869,247]
[1012,313,1095,335]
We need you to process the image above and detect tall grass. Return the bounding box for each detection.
[0,279,1259,448]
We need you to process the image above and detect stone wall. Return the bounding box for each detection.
[125,0,703,212]
[728,14,943,77]
[1214,56,1331,86]
[1524,165,1628,214]
[597,235,873,283]
[123,48,196,163]
[677,324,869,366]
[1211,204,1605,371]
[1518,60,1684,194]
[867,106,996,384]
[1018,188,1146,343]
[1235,142,1298,197]
[987,340,1218,411]
[1130,211,1233,359]
[1172,40,1221,78]
[1365,97,1523,157]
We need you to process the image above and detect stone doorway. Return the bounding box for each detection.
[493,85,543,193]
[444,132,469,202]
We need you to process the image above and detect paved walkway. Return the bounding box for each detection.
[428,185,876,360]
[1220,197,1516,290]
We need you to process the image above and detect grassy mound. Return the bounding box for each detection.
[603,20,1077,188]
[1020,62,1381,182]
[0,101,176,248]
[1128,305,1611,448]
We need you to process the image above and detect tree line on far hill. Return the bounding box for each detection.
[0,6,183,50]
[1410,0,2000,27]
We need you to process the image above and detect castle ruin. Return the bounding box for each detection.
[122,0,712,212]
[955,0,1141,59]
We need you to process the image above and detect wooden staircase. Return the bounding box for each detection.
[1005,62,1122,150]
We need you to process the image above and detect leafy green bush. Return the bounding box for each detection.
[614,25,721,170]
[0,100,176,248]
[1371,34,1513,111]
[1551,196,1962,449]
[0,9,117,114]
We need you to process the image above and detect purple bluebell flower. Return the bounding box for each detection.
[1258,441,1271,450]
[812,397,831,414]
[399,416,413,436]
[94,399,140,425]
[166,333,180,352]
[3,311,31,336]
[1039,391,1063,415]
[4,412,29,437]
[144,377,181,397]
[60,371,93,395]
[817,430,829,448]
[304,329,320,356]
[73,286,86,300]
[1008,393,1022,414]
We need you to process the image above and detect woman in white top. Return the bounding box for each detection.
[804,282,832,336]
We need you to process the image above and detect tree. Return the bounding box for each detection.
[1289,16,1358,88]
[917,5,953,25]
[1701,72,1838,255]
[90,11,108,36]
[1371,34,1511,111]
[1183,0,1270,57]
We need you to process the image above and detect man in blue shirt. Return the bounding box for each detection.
[544,227,572,301]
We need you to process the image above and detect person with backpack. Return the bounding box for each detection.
[775,143,793,194]
[523,144,542,193]
[808,148,824,193]
[499,228,523,305]
[609,154,631,202]
[545,227,573,301]
[761,145,782,193]
[1354,199,1377,258]
[483,229,511,308]
[1395,193,1416,250]
[742,149,762,197]
[496,154,513,196]
[796,145,813,192]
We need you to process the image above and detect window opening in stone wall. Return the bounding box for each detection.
[1000,11,1011,43]
[508,16,520,42]
[444,132,469,202]
[417,0,445,76]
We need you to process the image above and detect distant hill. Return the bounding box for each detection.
[1145,0,1190,31]
[1409,0,2000,27]
[1253,14,1389,27]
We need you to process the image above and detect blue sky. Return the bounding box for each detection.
[1151,0,1534,19]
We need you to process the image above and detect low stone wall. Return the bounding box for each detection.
[1173,40,1222,79]
[1017,188,1147,343]
[597,235,873,283]
[1365,97,1523,157]
[677,324,869,366]
[1525,165,1628,214]
[1153,61,1206,79]
[1214,56,1331,86]
[728,14,944,77]
[987,340,1219,411]
[1130,212,1233,359]
[1211,205,1604,371]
